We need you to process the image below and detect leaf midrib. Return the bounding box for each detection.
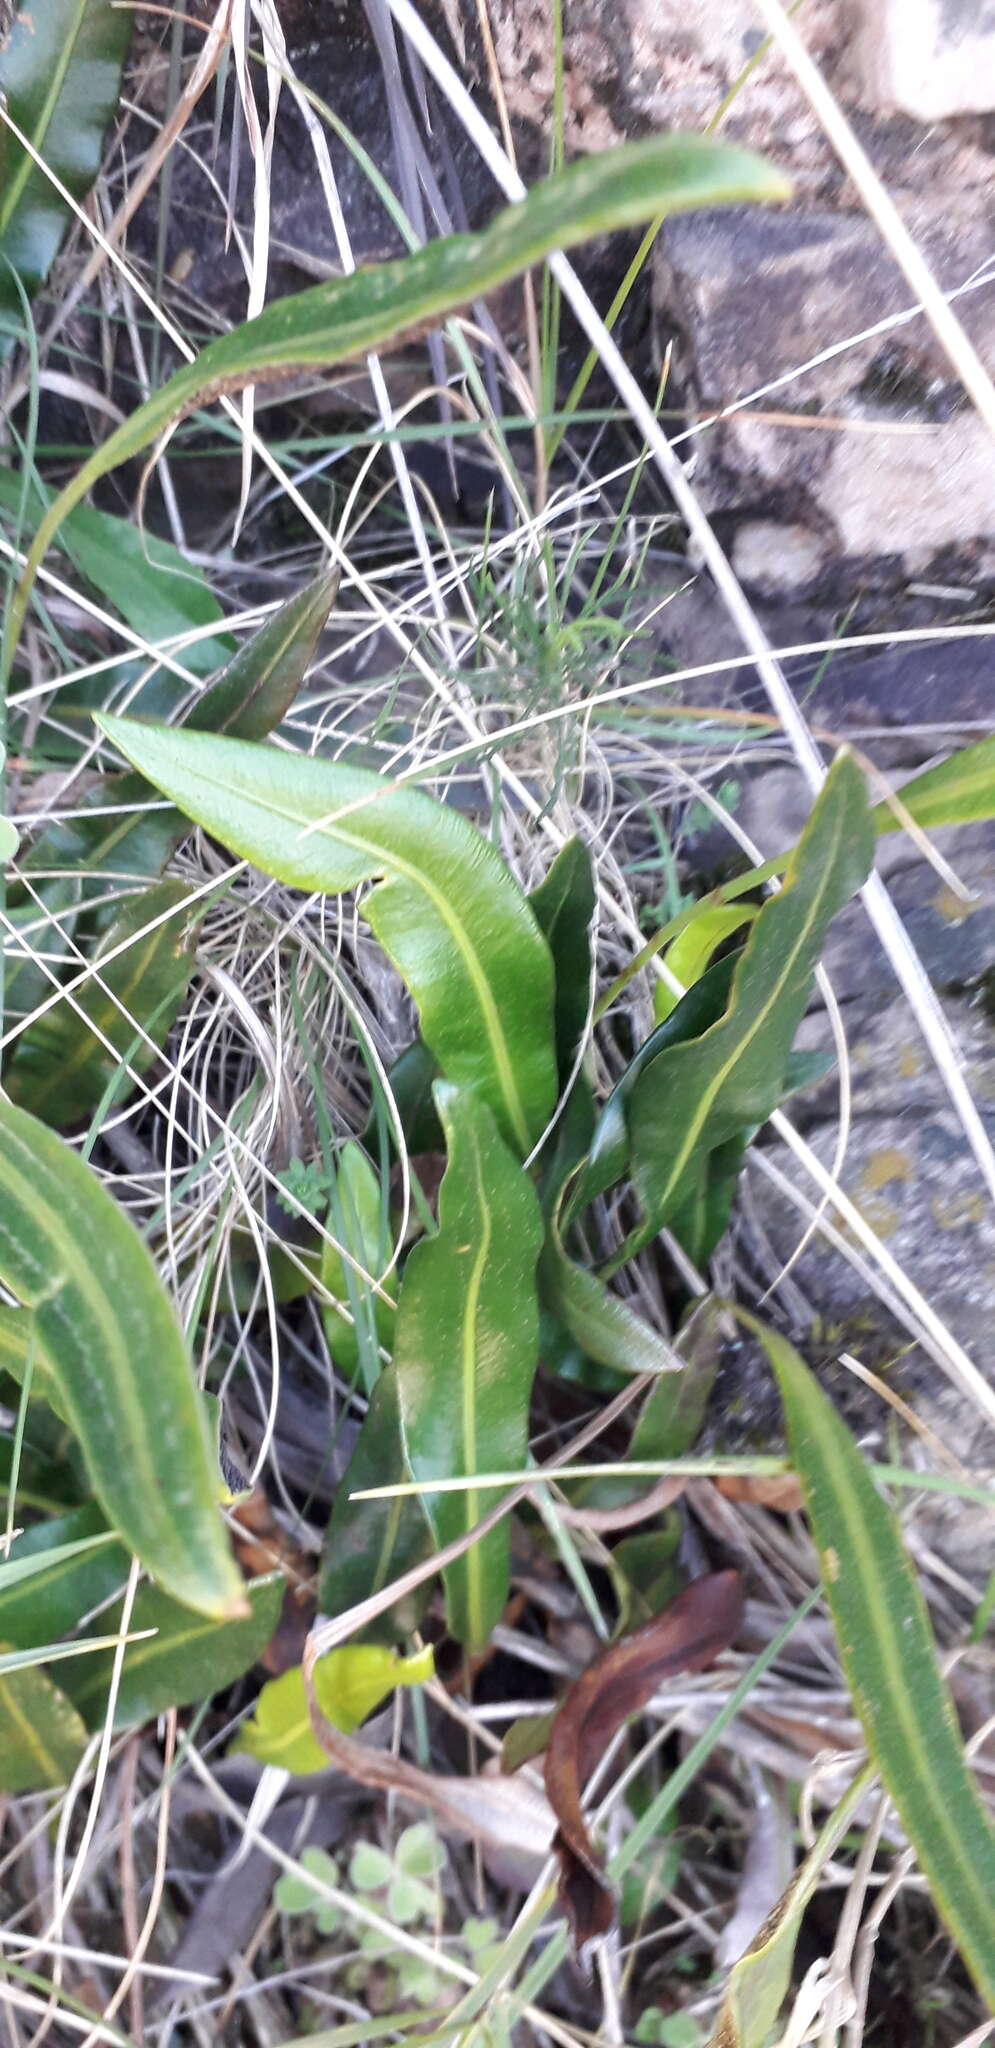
[643,796,848,1218]
[150,761,535,1151]
[788,1370,995,1981]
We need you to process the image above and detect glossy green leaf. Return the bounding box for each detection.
[396,1083,543,1649]
[231,1641,434,1775]
[0,464,232,680]
[187,567,338,738]
[12,134,789,628]
[757,1320,995,2006]
[5,876,83,1027]
[0,0,131,336]
[871,733,995,837]
[528,838,596,1074]
[6,876,198,1127]
[379,1037,443,1155]
[319,1364,433,1645]
[652,904,758,1024]
[710,1763,874,2048]
[622,754,873,1261]
[0,1099,244,1618]
[321,1142,396,1390]
[0,1504,128,1647]
[539,1234,681,1380]
[0,1654,89,1790]
[94,718,557,1154]
[586,1296,720,1513]
[61,1572,282,1730]
[570,954,739,1223]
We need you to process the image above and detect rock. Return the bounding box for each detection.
[657,205,995,569]
[731,519,827,593]
[856,0,995,122]
[742,996,995,1580]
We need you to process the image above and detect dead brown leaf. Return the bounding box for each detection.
[543,1569,744,1952]
[714,1474,805,1512]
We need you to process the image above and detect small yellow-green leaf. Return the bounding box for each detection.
[232,1642,435,1775]
[61,1573,283,1730]
[0,1654,89,1790]
[396,1084,543,1650]
[755,1319,995,2008]
[652,904,759,1023]
[0,1100,244,1619]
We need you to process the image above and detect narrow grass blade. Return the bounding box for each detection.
[756,1318,995,2005]
[396,1084,543,1649]
[0,1101,245,1618]
[95,717,557,1153]
[12,136,789,640]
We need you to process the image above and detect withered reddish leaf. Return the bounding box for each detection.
[544,1570,743,1952]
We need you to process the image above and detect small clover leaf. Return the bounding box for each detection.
[349,1841,394,1892]
[395,1821,444,1879]
[274,1845,340,1925]
[387,1872,436,1925]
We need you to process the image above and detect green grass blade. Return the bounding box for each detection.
[10,135,789,649]
[94,717,557,1154]
[395,1084,543,1649]
[755,1319,995,2005]
[0,1100,244,1618]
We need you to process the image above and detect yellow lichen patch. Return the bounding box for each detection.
[859,1147,914,1193]
[931,883,977,926]
[897,1044,922,1080]
[930,1191,987,1231]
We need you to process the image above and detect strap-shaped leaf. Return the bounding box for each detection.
[0,1100,244,1618]
[95,716,558,1154]
[528,837,596,1076]
[758,1321,995,2006]
[6,876,197,1127]
[396,1084,543,1649]
[0,0,131,334]
[10,133,788,630]
[0,1655,89,1791]
[623,753,873,1258]
[62,1573,283,1730]
[319,1364,433,1646]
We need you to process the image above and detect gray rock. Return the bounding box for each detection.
[856,0,995,121]
[743,996,995,1579]
[657,205,995,568]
